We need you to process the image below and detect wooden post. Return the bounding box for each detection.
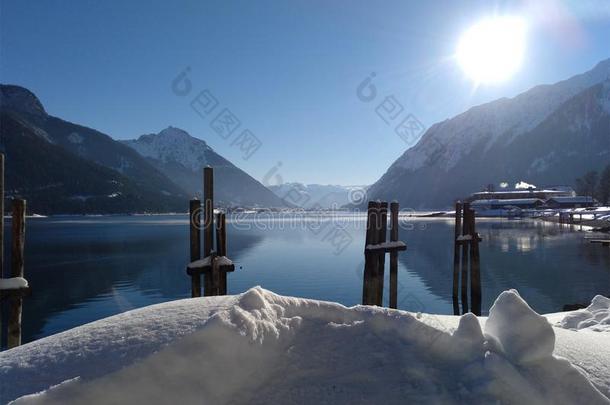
[216,212,227,295]
[452,202,462,315]
[0,153,4,343]
[362,201,380,305]
[210,252,220,296]
[460,202,471,314]
[216,213,226,256]
[203,167,214,296]
[1,153,4,278]
[375,202,388,306]
[189,199,201,298]
[203,167,214,256]
[469,208,482,316]
[389,202,399,309]
[8,199,25,348]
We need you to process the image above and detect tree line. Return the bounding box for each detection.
[575,164,610,205]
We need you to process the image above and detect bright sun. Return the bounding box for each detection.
[457,16,527,84]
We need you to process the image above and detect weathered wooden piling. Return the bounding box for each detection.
[460,203,471,314]
[362,201,381,305]
[0,153,4,339]
[452,202,462,315]
[362,200,406,307]
[389,202,399,309]
[7,199,26,348]
[376,202,388,304]
[452,201,482,316]
[0,156,30,350]
[216,212,227,295]
[186,167,235,298]
[189,199,202,298]
[469,208,482,315]
[203,166,214,296]
[1,153,4,278]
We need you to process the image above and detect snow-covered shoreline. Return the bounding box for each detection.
[1,288,609,404]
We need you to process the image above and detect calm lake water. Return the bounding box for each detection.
[3,214,610,344]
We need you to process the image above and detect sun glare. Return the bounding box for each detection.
[457,16,527,84]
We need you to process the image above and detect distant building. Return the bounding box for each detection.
[471,198,545,211]
[466,187,573,203]
[544,196,598,209]
[544,185,577,196]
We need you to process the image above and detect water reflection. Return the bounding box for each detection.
[8,217,263,341]
[5,215,609,343]
[395,219,610,315]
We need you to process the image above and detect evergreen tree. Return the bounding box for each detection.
[575,171,599,197]
[598,164,610,205]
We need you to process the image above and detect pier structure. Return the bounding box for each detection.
[187,166,236,297]
[362,201,406,308]
[0,153,31,350]
[452,201,482,316]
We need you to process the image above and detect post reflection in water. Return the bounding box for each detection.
[12,215,610,344]
[361,217,609,316]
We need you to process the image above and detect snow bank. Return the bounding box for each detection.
[559,295,610,332]
[1,288,609,404]
[0,277,28,290]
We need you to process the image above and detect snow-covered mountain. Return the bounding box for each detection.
[123,127,215,172]
[268,183,367,209]
[123,128,287,207]
[0,84,286,212]
[0,86,187,198]
[367,58,610,209]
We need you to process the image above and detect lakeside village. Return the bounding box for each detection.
[218,182,610,234]
[220,167,610,232]
[462,184,609,225]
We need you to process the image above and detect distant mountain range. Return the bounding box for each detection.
[366,58,610,209]
[268,183,367,209]
[5,58,609,214]
[0,85,285,214]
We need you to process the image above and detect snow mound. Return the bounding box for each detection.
[559,295,610,332]
[485,289,555,364]
[0,277,29,290]
[2,288,608,404]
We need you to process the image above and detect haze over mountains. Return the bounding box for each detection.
[268,183,367,209]
[0,85,285,214]
[367,58,610,209]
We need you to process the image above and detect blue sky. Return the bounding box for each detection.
[2,0,610,185]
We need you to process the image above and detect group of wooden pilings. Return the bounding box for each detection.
[452,201,482,316]
[187,167,235,297]
[362,201,406,308]
[0,153,30,349]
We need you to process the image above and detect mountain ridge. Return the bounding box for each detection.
[123,128,287,207]
[367,58,610,208]
[0,84,286,212]
[0,110,184,214]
